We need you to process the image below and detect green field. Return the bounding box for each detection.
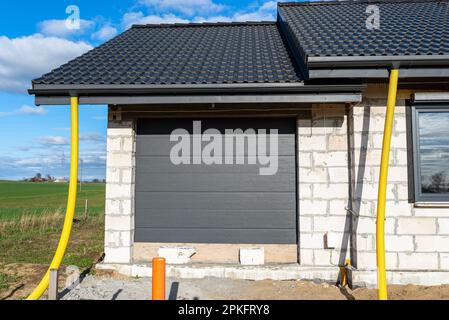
[0,181,105,221]
[0,181,106,297]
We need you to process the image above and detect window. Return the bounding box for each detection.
[412,106,449,202]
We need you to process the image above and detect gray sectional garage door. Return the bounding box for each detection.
[135,118,297,244]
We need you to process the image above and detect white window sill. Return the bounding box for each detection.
[414,202,449,208]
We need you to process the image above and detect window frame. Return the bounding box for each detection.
[411,103,449,202]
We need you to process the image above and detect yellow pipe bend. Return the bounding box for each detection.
[27,96,79,300]
[376,69,399,300]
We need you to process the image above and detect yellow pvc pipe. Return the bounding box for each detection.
[376,69,399,300]
[27,96,79,300]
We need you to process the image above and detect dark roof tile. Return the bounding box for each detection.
[34,22,303,86]
[279,0,449,58]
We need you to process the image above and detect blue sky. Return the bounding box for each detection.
[0,0,288,180]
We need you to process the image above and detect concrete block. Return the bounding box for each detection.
[300,233,325,249]
[414,207,449,217]
[313,250,331,266]
[298,135,327,151]
[397,218,437,235]
[299,152,312,167]
[120,199,133,216]
[357,217,395,235]
[105,215,134,231]
[438,218,449,234]
[385,235,414,252]
[107,138,121,152]
[313,183,349,199]
[122,137,134,152]
[107,153,133,167]
[299,167,328,183]
[158,247,196,265]
[385,201,413,217]
[415,236,449,252]
[300,249,314,265]
[105,199,121,215]
[357,252,398,270]
[440,253,449,270]
[328,167,348,183]
[314,216,349,232]
[313,152,347,167]
[108,127,133,137]
[300,200,327,216]
[398,252,439,270]
[328,200,348,216]
[299,216,312,232]
[298,183,312,198]
[106,184,133,199]
[239,248,265,266]
[106,167,120,184]
[104,246,132,264]
[395,149,409,166]
[121,168,134,184]
[328,135,347,151]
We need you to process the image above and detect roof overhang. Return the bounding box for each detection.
[35,93,362,106]
[29,83,364,106]
[307,55,449,68]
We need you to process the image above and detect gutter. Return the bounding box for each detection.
[308,55,449,68]
[28,83,365,98]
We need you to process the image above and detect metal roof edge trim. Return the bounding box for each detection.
[308,55,449,68]
[34,93,363,106]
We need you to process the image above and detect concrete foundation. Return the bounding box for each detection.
[96,262,449,288]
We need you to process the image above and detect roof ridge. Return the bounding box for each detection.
[279,0,449,7]
[132,21,276,29]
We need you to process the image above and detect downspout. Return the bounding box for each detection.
[376,68,399,300]
[27,96,79,300]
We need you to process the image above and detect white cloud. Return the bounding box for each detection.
[80,133,106,142]
[231,1,277,22]
[140,0,225,17]
[19,105,47,115]
[38,136,69,146]
[38,19,94,38]
[0,105,48,117]
[0,34,92,93]
[126,1,277,27]
[92,25,118,41]
[123,12,189,29]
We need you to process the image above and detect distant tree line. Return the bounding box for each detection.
[22,173,105,183]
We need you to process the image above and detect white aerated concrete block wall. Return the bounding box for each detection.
[104,114,136,264]
[298,105,351,267]
[298,87,449,277]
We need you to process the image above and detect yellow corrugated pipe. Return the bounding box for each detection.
[27,96,79,300]
[376,69,399,300]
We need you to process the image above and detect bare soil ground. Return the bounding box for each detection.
[3,266,447,300]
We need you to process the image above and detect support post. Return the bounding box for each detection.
[48,269,59,300]
[152,257,166,300]
[376,69,399,300]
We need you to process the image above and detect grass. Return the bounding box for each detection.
[0,180,105,291]
[0,181,105,221]
[0,272,18,291]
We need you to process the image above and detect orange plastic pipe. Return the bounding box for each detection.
[152,257,166,300]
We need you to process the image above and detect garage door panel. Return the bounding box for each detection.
[137,118,297,135]
[135,228,297,244]
[135,173,296,192]
[136,135,295,156]
[136,156,296,174]
[135,118,297,244]
[135,192,296,211]
[135,209,295,229]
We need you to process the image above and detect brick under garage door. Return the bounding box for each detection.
[134,118,297,244]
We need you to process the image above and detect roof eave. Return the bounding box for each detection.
[307,55,449,68]
[28,83,365,97]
